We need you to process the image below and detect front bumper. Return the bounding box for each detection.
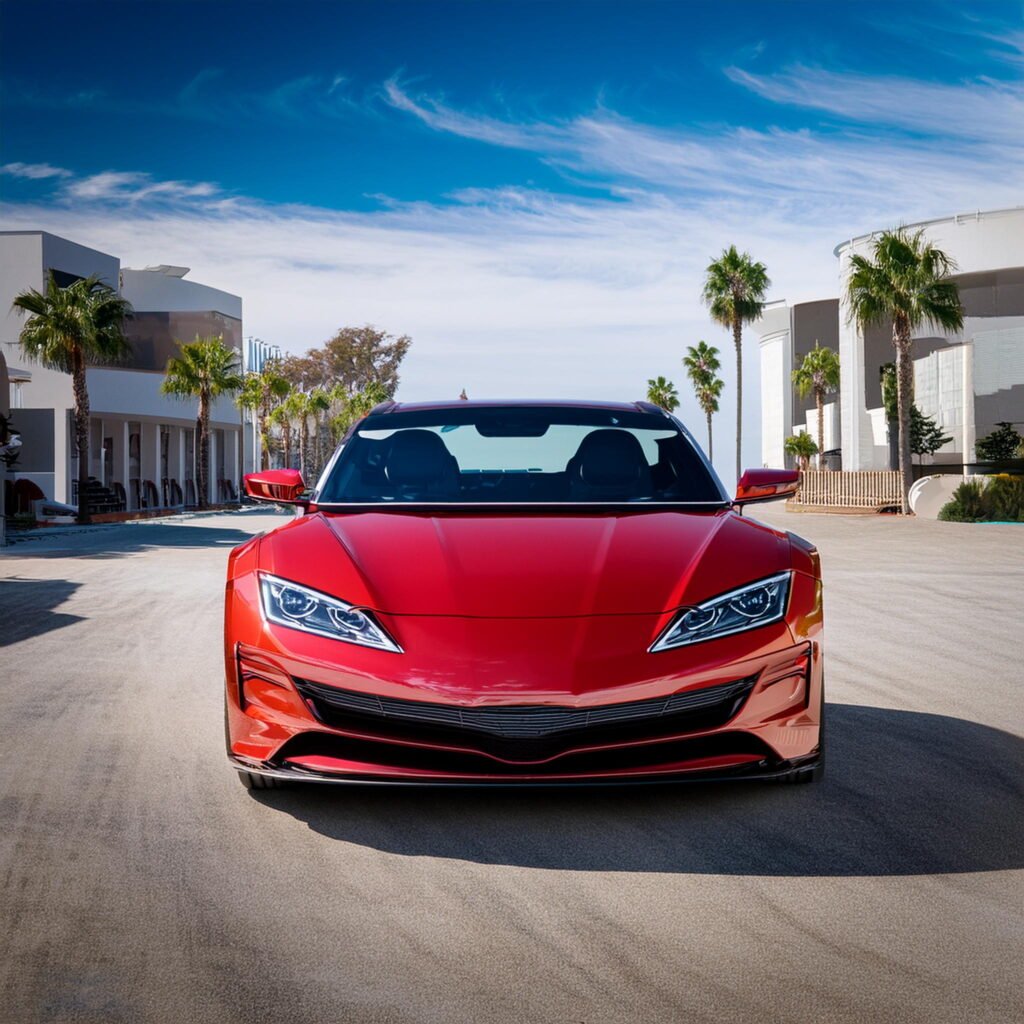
[225,561,824,786]
[226,641,822,785]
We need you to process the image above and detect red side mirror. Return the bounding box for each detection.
[244,469,306,505]
[735,468,800,505]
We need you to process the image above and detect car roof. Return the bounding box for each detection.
[373,398,665,415]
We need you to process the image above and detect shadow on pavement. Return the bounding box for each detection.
[5,522,258,559]
[256,704,1024,876]
[0,576,84,645]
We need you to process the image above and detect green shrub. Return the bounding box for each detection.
[984,476,1024,522]
[937,477,1024,522]
[975,422,1023,462]
[938,481,987,522]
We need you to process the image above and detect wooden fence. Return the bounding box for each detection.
[793,470,902,509]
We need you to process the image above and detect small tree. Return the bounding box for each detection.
[910,407,952,464]
[792,342,840,469]
[236,361,291,471]
[162,336,244,509]
[784,430,818,471]
[683,341,724,464]
[975,422,1023,462]
[646,376,679,413]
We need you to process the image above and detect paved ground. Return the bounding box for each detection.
[1,507,1022,1024]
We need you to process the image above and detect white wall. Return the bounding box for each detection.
[120,268,242,318]
[87,367,241,427]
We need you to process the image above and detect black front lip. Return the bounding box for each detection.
[228,751,820,788]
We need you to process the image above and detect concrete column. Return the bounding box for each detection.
[229,429,240,498]
[961,340,975,472]
[121,421,131,508]
[55,408,69,504]
[208,429,218,505]
[176,427,186,505]
[100,420,109,486]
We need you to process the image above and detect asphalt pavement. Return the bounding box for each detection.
[1,506,1022,1024]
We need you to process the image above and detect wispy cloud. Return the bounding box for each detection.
[382,78,1024,224]
[65,170,220,202]
[725,64,1024,145]
[1,161,73,180]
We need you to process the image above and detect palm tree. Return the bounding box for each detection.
[702,246,770,480]
[236,362,290,471]
[296,388,331,478]
[845,228,963,512]
[270,390,304,470]
[791,342,841,470]
[12,272,132,523]
[785,431,818,471]
[161,335,244,509]
[646,376,679,413]
[683,341,725,464]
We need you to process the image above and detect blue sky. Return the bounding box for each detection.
[2,0,1023,479]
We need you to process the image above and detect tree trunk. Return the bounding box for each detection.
[283,424,292,468]
[733,315,743,483]
[893,319,914,514]
[71,346,91,524]
[197,394,210,510]
[706,409,713,464]
[300,418,309,478]
[816,388,825,470]
[258,397,269,472]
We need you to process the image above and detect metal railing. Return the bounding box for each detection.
[793,470,902,509]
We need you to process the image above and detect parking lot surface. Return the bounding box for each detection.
[1,507,1022,1023]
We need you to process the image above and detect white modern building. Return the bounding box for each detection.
[757,207,1024,472]
[1,231,246,512]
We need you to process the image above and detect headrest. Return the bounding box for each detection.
[384,430,457,489]
[567,429,653,498]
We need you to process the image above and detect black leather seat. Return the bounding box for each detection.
[566,429,653,500]
[384,429,461,499]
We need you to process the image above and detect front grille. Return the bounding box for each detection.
[293,675,757,763]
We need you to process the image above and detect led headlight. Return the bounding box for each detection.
[650,572,791,652]
[258,573,402,652]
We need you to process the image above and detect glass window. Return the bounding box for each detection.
[317,405,724,506]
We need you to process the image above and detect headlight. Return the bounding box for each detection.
[649,572,791,652]
[258,573,402,653]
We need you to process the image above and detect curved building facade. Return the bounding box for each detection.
[758,207,1024,472]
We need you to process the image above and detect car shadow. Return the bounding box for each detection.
[252,704,1024,876]
[5,522,260,559]
[0,576,84,645]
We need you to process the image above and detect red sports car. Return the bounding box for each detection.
[225,400,823,789]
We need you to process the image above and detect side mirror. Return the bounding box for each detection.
[734,468,800,506]
[244,469,307,505]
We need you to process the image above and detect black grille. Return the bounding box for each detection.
[293,675,756,763]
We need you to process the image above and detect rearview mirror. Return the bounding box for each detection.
[244,469,307,505]
[734,468,800,506]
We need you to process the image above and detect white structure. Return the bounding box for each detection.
[1,231,244,511]
[758,207,1024,472]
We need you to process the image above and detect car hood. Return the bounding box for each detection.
[259,509,791,617]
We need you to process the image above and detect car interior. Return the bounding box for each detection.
[320,424,723,504]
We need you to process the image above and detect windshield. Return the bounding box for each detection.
[316,406,725,506]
